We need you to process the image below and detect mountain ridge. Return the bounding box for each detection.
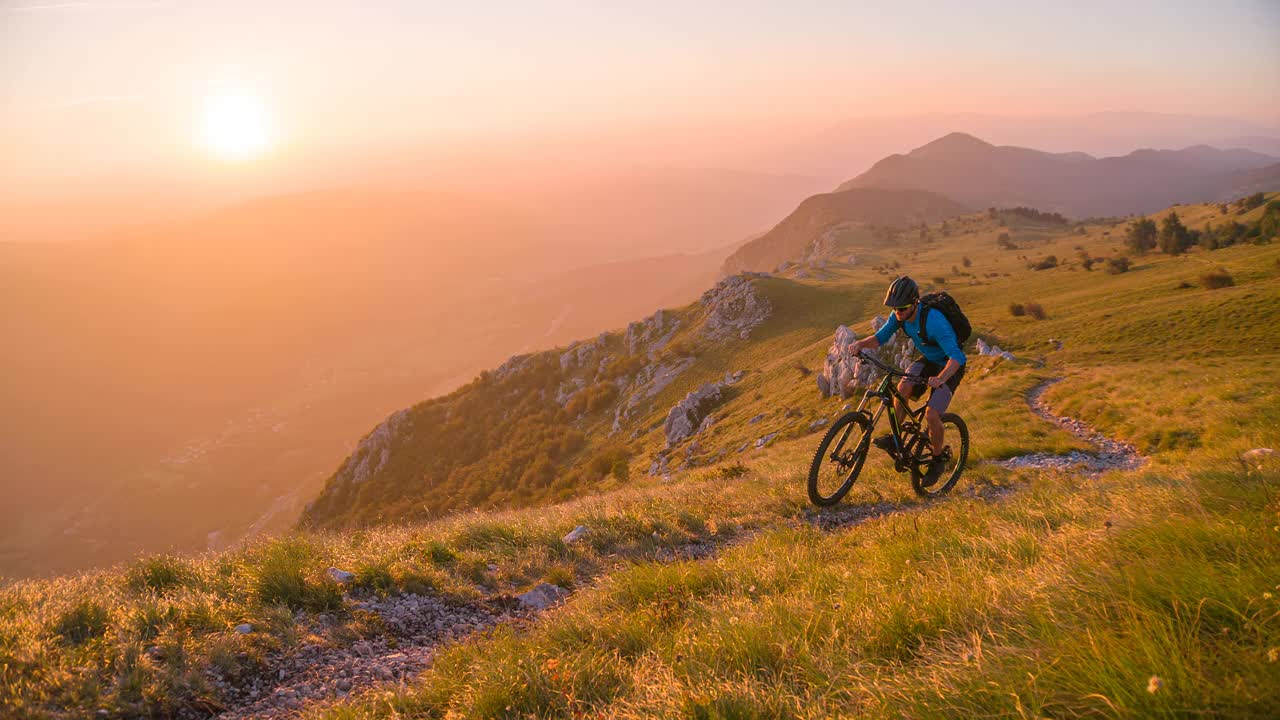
[838,134,1278,217]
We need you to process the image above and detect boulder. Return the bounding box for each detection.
[517,583,570,610]
[809,418,830,432]
[234,623,253,634]
[562,525,589,544]
[663,383,724,447]
[327,567,355,584]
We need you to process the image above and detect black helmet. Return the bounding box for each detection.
[883,276,919,308]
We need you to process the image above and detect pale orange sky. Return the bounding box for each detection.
[2,1,1278,199]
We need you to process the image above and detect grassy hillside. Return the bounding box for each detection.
[2,193,1278,718]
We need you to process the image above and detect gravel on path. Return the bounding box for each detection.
[988,378,1146,474]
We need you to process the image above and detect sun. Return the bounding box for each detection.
[200,90,275,161]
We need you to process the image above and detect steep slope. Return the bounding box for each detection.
[840,132,1278,217]
[719,187,971,275]
[301,272,780,529]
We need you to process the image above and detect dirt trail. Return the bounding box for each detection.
[988,378,1146,474]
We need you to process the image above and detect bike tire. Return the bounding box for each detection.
[807,412,873,506]
[909,412,969,498]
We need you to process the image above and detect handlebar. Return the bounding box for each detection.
[857,349,925,383]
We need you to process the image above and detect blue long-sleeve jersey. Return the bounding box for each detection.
[873,303,967,366]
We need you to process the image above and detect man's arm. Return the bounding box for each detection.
[853,314,899,354]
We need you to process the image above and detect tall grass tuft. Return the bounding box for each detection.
[253,539,342,611]
[53,599,110,644]
[125,555,198,595]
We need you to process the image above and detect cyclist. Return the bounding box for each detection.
[848,276,966,487]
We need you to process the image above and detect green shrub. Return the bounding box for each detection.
[254,540,342,611]
[355,563,397,597]
[54,600,109,644]
[418,539,458,566]
[1198,271,1234,289]
[125,555,198,595]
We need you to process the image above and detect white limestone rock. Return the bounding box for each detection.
[663,383,724,447]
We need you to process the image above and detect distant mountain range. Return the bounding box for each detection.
[838,132,1279,218]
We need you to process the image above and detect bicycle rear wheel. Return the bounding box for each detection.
[807,412,873,506]
[909,413,969,498]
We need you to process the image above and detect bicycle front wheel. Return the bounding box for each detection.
[807,412,873,506]
[909,412,969,498]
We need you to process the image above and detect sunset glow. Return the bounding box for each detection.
[199,89,275,161]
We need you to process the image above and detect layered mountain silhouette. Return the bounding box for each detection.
[838,132,1279,217]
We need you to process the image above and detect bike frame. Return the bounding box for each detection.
[852,371,928,470]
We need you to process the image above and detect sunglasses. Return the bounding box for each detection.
[891,304,913,312]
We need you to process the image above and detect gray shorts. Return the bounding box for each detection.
[905,359,964,414]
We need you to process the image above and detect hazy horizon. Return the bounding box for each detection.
[4,2,1279,216]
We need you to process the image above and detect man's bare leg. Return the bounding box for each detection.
[926,406,945,455]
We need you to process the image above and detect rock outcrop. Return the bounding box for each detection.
[816,318,913,397]
[624,309,680,357]
[700,273,772,340]
[663,383,724,447]
[331,410,411,486]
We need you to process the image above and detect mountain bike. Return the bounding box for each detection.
[808,350,969,505]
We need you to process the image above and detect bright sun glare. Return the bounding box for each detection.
[200,90,275,161]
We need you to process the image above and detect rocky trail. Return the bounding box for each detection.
[208,377,1143,719]
[213,595,521,720]
[988,378,1147,474]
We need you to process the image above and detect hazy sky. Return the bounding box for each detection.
[3,0,1279,190]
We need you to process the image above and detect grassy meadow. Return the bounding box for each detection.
[2,195,1278,718]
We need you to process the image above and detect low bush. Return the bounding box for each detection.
[1106,256,1131,274]
[1008,303,1026,317]
[1199,271,1234,289]
[1025,303,1047,320]
[932,276,947,285]
[1028,255,1058,271]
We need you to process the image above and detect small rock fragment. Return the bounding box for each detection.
[562,525,589,544]
[517,583,570,610]
[328,567,355,584]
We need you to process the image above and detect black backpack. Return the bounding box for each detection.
[917,292,972,347]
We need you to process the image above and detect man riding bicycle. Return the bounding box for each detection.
[848,276,966,487]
